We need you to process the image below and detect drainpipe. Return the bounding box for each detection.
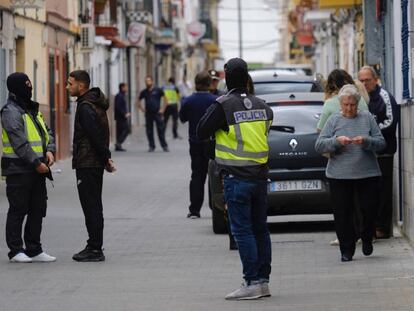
[401,0,410,99]
[399,0,410,223]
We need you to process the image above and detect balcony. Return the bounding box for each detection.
[154,28,175,50]
[95,25,118,37]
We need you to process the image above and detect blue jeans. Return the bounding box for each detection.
[224,176,272,283]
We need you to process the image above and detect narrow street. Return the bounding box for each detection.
[0,126,413,311]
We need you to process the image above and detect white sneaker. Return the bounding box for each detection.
[330,238,340,246]
[260,282,271,298]
[10,252,32,263]
[225,282,262,300]
[31,252,56,262]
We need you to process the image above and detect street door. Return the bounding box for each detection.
[0,48,7,104]
[48,55,56,135]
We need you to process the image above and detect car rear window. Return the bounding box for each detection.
[270,103,323,134]
[254,82,321,95]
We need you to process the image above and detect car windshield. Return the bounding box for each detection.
[254,82,320,95]
[270,103,323,134]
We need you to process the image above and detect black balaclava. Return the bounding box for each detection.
[224,58,248,91]
[7,72,33,101]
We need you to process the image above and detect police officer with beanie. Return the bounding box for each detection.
[198,58,273,300]
[1,73,56,263]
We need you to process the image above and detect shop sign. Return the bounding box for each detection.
[127,22,146,48]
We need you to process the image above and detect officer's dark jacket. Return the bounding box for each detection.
[72,87,111,169]
[1,94,55,176]
[368,85,399,155]
[197,88,273,180]
[114,91,128,121]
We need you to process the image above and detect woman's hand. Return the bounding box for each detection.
[336,136,353,146]
[351,136,364,145]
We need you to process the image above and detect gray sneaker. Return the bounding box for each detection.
[225,282,262,300]
[260,282,271,298]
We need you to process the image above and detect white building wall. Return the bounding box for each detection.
[393,0,414,242]
[89,38,110,93]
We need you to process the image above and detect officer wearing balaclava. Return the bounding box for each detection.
[197,58,274,300]
[1,72,56,263]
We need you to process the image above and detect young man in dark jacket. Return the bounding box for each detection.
[67,70,115,262]
[1,72,56,263]
[358,66,400,239]
[114,83,130,151]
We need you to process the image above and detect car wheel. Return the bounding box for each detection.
[212,207,228,234]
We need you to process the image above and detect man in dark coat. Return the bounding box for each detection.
[179,70,217,219]
[358,66,400,239]
[67,70,116,262]
[114,83,130,151]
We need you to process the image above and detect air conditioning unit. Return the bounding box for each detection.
[80,24,95,50]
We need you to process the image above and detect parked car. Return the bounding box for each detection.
[216,69,323,96]
[249,69,323,95]
[209,92,331,234]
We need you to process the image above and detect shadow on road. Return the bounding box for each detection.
[267,218,335,234]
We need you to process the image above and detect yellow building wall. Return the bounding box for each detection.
[14,16,48,107]
[0,0,10,7]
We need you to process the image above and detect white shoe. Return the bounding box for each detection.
[225,282,262,300]
[329,239,340,246]
[10,252,32,263]
[31,252,56,262]
[260,282,271,298]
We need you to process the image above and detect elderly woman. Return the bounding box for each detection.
[315,84,386,262]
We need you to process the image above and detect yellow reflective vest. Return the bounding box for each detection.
[163,85,179,105]
[215,94,273,167]
[2,112,49,159]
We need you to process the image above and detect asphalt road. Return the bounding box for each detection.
[0,126,413,311]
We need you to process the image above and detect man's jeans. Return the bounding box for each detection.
[224,176,272,283]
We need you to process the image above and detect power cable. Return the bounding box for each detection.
[221,39,278,49]
[219,6,277,11]
[218,18,282,23]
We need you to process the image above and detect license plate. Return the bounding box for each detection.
[269,180,322,192]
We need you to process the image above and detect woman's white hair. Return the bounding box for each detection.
[338,84,361,103]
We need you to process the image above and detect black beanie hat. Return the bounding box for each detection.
[224,58,248,91]
[7,72,32,100]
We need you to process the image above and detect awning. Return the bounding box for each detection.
[109,37,128,48]
[94,0,108,15]
[303,10,334,24]
[318,0,362,9]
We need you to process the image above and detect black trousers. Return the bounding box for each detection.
[329,177,380,256]
[376,156,394,235]
[76,168,104,250]
[189,143,210,214]
[116,118,129,146]
[5,173,47,259]
[145,112,168,149]
[164,104,179,138]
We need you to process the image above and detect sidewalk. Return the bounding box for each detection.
[0,126,413,311]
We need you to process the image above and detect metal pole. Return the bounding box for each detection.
[237,0,242,58]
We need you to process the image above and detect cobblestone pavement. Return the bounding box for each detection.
[0,126,414,311]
